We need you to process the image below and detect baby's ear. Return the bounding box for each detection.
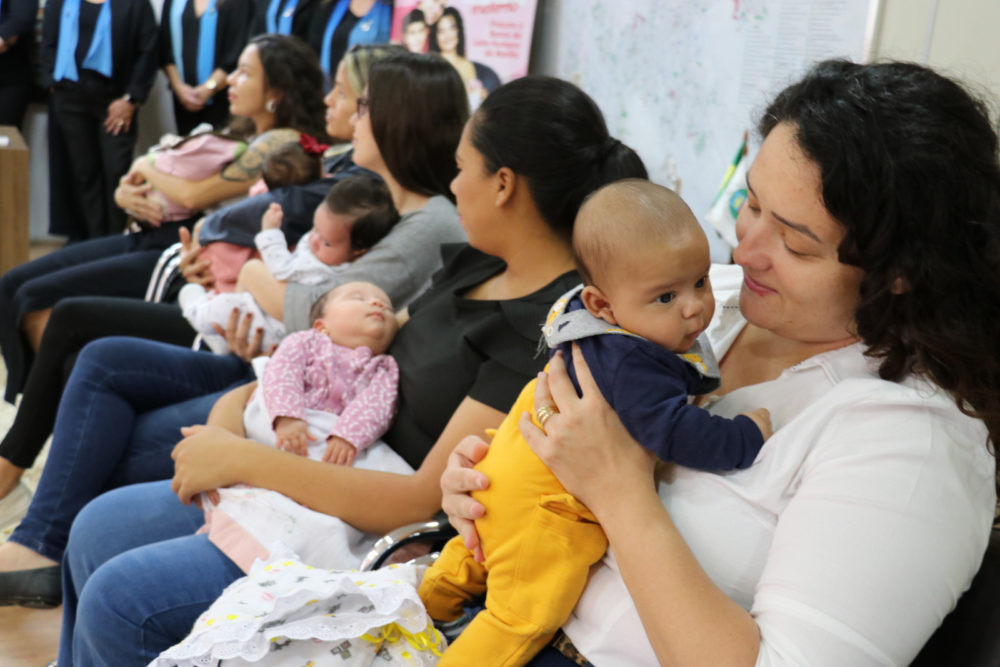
[580,285,618,326]
[350,247,368,261]
[312,319,326,332]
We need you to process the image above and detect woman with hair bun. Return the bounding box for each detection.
[36,73,646,665]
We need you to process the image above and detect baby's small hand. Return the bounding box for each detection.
[274,416,313,456]
[743,408,773,441]
[323,436,357,466]
[261,203,283,231]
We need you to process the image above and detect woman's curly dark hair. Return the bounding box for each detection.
[760,59,1000,469]
[251,34,330,142]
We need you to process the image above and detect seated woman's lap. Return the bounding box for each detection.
[46,336,254,492]
[62,481,241,667]
[0,298,200,468]
[0,235,162,314]
[0,237,167,402]
[8,339,253,560]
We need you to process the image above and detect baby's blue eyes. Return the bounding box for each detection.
[657,293,675,304]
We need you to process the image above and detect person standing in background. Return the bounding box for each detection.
[40,0,158,240]
[250,0,317,54]
[309,0,390,85]
[0,0,40,130]
[159,0,252,135]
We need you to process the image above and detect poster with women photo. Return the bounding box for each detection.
[391,0,538,109]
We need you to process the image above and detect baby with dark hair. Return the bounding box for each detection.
[180,174,399,353]
[259,142,324,192]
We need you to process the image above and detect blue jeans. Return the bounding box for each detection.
[9,337,254,561]
[60,481,244,666]
[60,483,585,666]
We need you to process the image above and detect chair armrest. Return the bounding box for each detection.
[359,519,458,571]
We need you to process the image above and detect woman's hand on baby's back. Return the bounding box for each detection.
[521,346,655,515]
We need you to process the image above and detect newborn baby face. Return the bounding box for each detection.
[309,203,356,266]
[314,282,398,354]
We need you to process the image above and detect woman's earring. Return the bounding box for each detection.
[265,99,277,113]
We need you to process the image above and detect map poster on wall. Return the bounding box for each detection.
[534,0,876,261]
[391,1,538,109]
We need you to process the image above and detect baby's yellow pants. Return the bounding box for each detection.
[418,377,608,667]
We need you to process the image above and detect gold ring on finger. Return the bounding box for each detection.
[535,404,558,429]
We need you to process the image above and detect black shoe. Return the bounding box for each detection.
[0,565,62,608]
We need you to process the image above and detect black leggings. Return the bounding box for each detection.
[0,297,196,469]
[0,223,193,403]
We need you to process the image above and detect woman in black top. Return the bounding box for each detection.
[159,0,252,134]
[0,0,40,129]
[40,0,158,240]
[31,75,647,664]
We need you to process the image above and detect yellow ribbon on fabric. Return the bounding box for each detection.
[359,622,446,657]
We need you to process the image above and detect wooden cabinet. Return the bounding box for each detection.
[0,126,29,275]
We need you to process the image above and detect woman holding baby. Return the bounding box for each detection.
[0,47,471,604]
[440,60,1000,665]
[0,42,393,513]
[0,35,327,492]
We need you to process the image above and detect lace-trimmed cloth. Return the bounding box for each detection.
[152,561,445,666]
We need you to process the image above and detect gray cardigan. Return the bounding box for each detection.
[283,196,465,332]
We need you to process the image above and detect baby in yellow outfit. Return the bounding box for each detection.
[419,180,771,666]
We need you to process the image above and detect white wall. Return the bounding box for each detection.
[873,0,1000,106]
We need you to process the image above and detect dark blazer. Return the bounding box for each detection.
[158,0,251,86]
[250,0,318,49]
[0,0,40,86]
[40,0,158,103]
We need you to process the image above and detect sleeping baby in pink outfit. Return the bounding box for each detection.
[196,281,411,571]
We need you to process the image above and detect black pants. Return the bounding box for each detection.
[0,48,34,130]
[48,80,136,240]
[0,80,32,130]
[0,223,194,403]
[0,297,195,469]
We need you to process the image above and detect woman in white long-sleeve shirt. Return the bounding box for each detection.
[442,59,1000,666]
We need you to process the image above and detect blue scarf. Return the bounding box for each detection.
[320,0,390,78]
[266,0,298,34]
[52,0,113,82]
[170,0,218,103]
